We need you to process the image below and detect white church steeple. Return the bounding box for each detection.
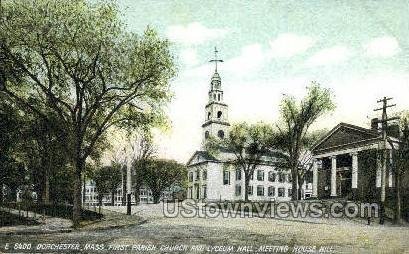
[202,47,230,145]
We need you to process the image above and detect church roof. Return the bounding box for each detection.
[186,150,218,166]
[311,122,381,155]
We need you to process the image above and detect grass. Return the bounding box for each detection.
[0,210,39,227]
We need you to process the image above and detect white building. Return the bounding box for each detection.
[82,180,171,206]
[186,51,311,202]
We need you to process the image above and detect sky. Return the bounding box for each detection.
[113,0,409,163]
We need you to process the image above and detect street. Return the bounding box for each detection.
[1,204,409,253]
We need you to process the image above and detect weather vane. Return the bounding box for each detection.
[209,46,223,72]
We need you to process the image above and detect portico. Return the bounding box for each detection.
[311,122,396,201]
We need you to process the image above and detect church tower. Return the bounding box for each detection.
[202,48,230,145]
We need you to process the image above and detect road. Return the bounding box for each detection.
[1,203,408,253]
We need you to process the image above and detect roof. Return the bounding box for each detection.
[311,122,381,155]
[186,150,218,166]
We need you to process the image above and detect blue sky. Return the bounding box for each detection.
[114,0,409,162]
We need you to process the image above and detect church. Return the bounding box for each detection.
[186,49,311,202]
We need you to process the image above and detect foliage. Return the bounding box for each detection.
[135,159,187,203]
[205,122,274,201]
[274,82,335,200]
[94,164,122,205]
[0,0,176,225]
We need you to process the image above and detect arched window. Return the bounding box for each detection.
[217,130,225,139]
[213,94,216,100]
[205,131,209,139]
[207,112,211,120]
[217,111,222,118]
[218,94,221,101]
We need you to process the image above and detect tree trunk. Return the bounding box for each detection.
[152,191,161,204]
[291,166,298,201]
[297,172,303,200]
[0,183,3,204]
[122,168,126,205]
[82,175,86,204]
[42,167,50,205]
[72,159,84,228]
[134,181,140,205]
[111,190,115,206]
[244,175,250,202]
[394,172,402,224]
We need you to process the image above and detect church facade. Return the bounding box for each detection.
[186,51,311,202]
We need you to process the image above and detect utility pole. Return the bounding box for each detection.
[374,97,398,224]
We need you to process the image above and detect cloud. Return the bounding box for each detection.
[180,48,198,66]
[268,33,315,58]
[306,46,352,67]
[166,22,227,45]
[364,36,400,58]
[224,44,265,76]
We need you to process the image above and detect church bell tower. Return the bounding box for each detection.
[202,47,230,145]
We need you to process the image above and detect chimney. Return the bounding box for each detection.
[371,118,379,131]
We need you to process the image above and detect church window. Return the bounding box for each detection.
[189,172,193,182]
[217,130,224,139]
[268,186,275,197]
[235,168,241,180]
[218,94,221,101]
[223,170,230,185]
[207,112,211,120]
[288,188,292,197]
[247,185,253,195]
[257,185,264,196]
[268,171,276,182]
[278,172,285,183]
[205,131,209,139]
[278,188,285,197]
[213,94,216,100]
[257,170,264,181]
[217,111,222,118]
[235,185,241,196]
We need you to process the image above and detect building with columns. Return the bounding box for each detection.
[186,49,311,202]
[311,122,400,201]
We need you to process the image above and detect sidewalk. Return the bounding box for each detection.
[0,207,73,235]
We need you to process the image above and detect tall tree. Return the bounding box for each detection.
[0,0,175,226]
[272,129,327,199]
[206,122,274,202]
[136,159,186,204]
[276,83,335,200]
[94,164,122,206]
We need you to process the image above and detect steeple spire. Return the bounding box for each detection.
[209,47,223,72]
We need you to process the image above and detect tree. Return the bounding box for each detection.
[206,122,274,202]
[275,83,335,200]
[0,0,175,226]
[94,164,122,206]
[388,114,409,224]
[136,159,187,204]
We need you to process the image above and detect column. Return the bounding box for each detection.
[312,159,318,197]
[331,156,337,197]
[351,152,358,200]
[376,153,381,188]
[388,149,394,187]
[351,152,358,188]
